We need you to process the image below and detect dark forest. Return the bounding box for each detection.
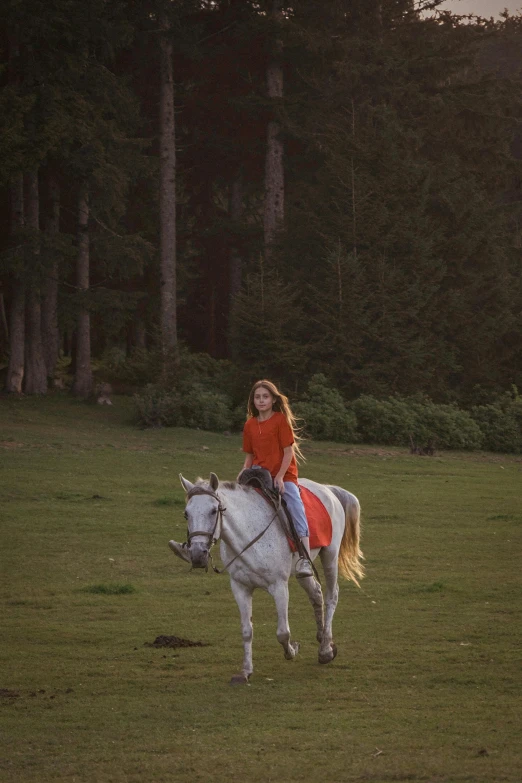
[1,0,522,407]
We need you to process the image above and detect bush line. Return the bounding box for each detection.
[133,371,522,454]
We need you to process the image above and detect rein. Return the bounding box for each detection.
[185,484,279,575]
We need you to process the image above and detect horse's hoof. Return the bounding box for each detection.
[284,641,300,660]
[318,644,337,665]
[230,673,250,686]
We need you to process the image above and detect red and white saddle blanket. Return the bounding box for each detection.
[288,485,332,551]
[253,483,333,550]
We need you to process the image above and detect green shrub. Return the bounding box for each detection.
[132,348,242,430]
[133,385,182,428]
[295,374,358,442]
[177,349,239,399]
[134,383,233,431]
[95,346,241,400]
[181,384,233,431]
[350,394,483,450]
[231,403,248,432]
[471,390,522,453]
[95,347,160,386]
[407,399,484,450]
[350,396,415,445]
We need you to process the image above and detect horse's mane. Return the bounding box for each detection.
[221,480,240,490]
[195,477,249,492]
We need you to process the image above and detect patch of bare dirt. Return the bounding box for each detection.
[145,635,205,649]
[0,688,73,701]
[0,689,21,699]
[0,441,24,449]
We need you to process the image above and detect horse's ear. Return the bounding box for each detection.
[209,472,219,491]
[179,474,194,494]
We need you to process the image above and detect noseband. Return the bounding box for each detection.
[185,485,226,548]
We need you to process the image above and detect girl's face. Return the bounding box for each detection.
[253,386,276,415]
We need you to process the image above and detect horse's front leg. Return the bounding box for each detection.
[268,581,300,660]
[229,579,254,685]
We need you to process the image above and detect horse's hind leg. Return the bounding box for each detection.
[317,547,340,664]
[229,579,254,684]
[268,581,300,661]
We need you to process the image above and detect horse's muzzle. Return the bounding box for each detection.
[189,543,210,569]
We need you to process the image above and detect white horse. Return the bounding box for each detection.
[175,472,364,684]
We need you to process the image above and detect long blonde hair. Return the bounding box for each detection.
[246,380,305,462]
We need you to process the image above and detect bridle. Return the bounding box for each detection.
[184,484,280,574]
[185,485,226,549]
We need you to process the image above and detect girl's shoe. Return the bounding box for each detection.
[169,540,191,563]
[295,557,314,579]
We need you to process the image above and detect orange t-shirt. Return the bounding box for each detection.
[242,412,298,484]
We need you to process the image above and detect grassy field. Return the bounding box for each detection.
[1,394,521,783]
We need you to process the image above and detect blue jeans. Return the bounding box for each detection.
[283,481,309,538]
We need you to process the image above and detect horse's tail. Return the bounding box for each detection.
[326,485,364,587]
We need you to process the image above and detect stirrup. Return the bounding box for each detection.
[295,556,314,579]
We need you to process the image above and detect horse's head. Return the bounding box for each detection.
[179,472,223,570]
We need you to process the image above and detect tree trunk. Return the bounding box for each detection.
[5,172,25,393]
[25,288,48,394]
[227,170,243,355]
[6,291,26,393]
[71,188,92,397]
[0,293,8,353]
[5,25,25,394]
[159,19,178,368]
[263,1,284,258]
[24,170,48,394]
[134,319,147,351]
[229,170,243,301]
[41,174,60,381]
[6,288,25,393]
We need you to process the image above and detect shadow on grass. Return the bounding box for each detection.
[78,583,137,595]
[152,497,185,507]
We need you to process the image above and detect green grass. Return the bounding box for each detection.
[1,393,521,783]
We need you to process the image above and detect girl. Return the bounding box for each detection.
[240,379,313,579]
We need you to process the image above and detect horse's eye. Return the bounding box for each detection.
[183,511,188,520]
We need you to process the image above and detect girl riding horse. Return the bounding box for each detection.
[169,379,313,578]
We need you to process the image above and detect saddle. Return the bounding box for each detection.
[237,467,305,558]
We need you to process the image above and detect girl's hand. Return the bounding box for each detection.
[274,476,285,494]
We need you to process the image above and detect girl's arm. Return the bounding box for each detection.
[238,452,253,479]
[274,445,293,493]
